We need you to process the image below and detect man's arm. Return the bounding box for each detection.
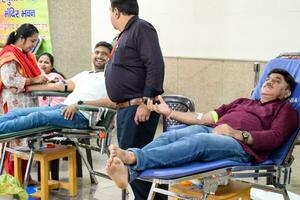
[78,98,116,109]
[137,22,164,98]
[147,95,215,126]
[134,22,165,125]
[169,110,215,126]
[26,80,75,92]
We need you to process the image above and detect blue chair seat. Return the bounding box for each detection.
[140,160,252,180]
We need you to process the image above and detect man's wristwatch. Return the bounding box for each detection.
[61,80,68,92]
[241,131,250,144]
[77,100,84,105]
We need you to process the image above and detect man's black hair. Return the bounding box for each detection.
[110,0,139,15]
[94,41,113,53]
[268,68,297,94]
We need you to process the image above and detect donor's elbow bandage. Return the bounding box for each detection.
[196,113,203,120]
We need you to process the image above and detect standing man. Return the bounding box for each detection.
[105,0,165,199]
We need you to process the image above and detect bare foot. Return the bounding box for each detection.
[109,144,136,165]
[105,157,129,189]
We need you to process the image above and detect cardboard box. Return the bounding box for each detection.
[170,180,251,200]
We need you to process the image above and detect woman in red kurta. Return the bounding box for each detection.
[0,23,48,182]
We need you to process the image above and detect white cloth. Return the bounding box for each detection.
[62,71,107,119]
[251,188,300,200]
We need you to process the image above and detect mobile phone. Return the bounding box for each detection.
[143,99,161,105]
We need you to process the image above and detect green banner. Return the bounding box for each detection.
[0,0,52,54]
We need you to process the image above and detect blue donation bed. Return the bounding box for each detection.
[138,54,300,200]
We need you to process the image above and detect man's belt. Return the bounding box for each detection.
[116,98,143,109]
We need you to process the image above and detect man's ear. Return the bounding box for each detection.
[114,8,121,19]
[284,89,291,98]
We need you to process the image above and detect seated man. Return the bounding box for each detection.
[106,68,298,189]
[0,41,115,133]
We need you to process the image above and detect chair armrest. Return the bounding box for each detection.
[31,90,71,97]
[76,105,116,130]
[77,105,116,116]
[76,105,106,112]
[162,95,195,131]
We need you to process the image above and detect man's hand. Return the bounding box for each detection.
[134,103,151,125]
[147,95,171,117]
[62,104,78,120]
[214,124,252,144]
[213,124,241,139]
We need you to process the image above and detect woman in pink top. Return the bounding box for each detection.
[37,52,66,106]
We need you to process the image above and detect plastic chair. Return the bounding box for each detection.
[162,95,195,131]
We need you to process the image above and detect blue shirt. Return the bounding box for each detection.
[105,16,164,103]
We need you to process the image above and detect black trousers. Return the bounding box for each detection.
[117,106,167,200]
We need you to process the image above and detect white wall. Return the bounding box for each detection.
[91,0,118,47]
[92,0,300,61]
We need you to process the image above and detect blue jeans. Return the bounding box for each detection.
[0,104,89,134]
[128,125,250,182]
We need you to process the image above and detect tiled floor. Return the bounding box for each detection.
[29,127,300,200]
